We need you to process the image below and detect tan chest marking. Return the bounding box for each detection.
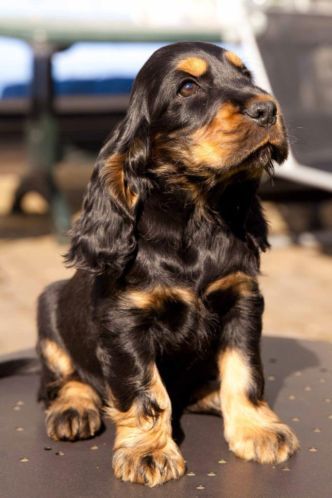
[122,285,196,310]
[205,272,257,298]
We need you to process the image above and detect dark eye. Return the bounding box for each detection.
[178,80,198,97]
[241,67,252,79]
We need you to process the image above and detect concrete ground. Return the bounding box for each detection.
[1,146,332,355]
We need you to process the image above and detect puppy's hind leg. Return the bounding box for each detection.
[44,378,103,441]
[186,382,221,415]
[37,282,103,441]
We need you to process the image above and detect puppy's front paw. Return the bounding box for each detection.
[228,420,299,464]
[113,439,186,487]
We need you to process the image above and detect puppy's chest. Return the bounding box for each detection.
[136,212,256,288]
[122,210,258,354]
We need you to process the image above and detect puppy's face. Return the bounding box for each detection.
[135,42,287,182]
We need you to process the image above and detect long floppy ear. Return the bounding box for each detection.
[65,113,151,276]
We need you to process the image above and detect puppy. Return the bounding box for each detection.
[37,42,299,487]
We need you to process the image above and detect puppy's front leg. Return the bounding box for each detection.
[100,286,196,485]
[219,348,299,464]
[108,364,185,486]
[205,272,299,463]
[100,308,185,487]
[104,354,185,486]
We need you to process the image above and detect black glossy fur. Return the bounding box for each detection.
[37,42,288,442]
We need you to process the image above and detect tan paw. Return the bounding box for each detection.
[227,421,299,464]
[46,406,102,441]
[113,439,186,487]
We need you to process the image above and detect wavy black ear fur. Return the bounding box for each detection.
[65,89,152,276]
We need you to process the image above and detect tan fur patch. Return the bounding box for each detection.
[56,381,101,410]
[41,339,74,378]
[176,56,208,77]
[225,51,244,68]
[153,98,286,193]
[102,153,138,208]
[152,156,211,207]
[122,285,196,310]
[106,365,185,486]
[205,272,257,298]
[219,349,299,464]
[46,380,102,441]
[152,119,263,207]
[191,102,269,171]
[187,387,221,415]
[248,93,277,104]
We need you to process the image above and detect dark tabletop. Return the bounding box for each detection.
[0,336,331,498]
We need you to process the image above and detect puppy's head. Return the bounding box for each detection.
[66,42,287,274]
[137,42,287,186]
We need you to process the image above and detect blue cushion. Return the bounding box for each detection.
[0,38,244,100]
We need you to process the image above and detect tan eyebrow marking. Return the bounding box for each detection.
[225,51,244,68]
[176,56,208,77]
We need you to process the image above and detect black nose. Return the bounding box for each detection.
[245,100,277,127]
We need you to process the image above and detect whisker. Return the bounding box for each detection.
[264,160,275,185]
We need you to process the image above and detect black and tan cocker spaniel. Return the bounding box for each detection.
[37,42,299,487]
